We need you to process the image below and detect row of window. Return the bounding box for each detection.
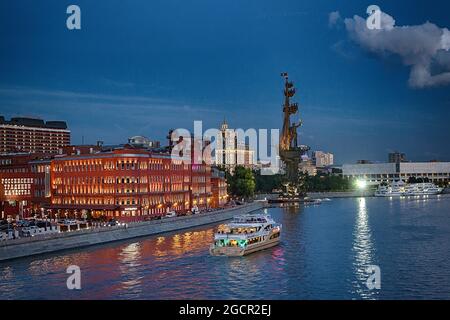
[53,184,189,195]
[52,175,187,185]
[53,161,187,172]
[346,173,450,178]
[52,194,189,206]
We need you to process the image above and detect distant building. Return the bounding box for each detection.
[215,120,255,173]
[0,116,70,154]
[356,160,373,164]
[299,157,317,176]
[388,151,406,163]
[59,144,102,156]
[312,151,334,167]
[342,161,450,185]
[128,136,160,149]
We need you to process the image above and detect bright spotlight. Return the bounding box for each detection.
[356,179,367,190]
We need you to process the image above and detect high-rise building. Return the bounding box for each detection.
[388,151,406,163]
[0,116,70,154]
[215,120,255,172]
[312,151,334,167]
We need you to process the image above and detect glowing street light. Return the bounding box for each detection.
[356,179,367,190]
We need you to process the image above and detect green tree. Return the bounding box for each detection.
[253,170,284,193]
[304,173,353,192]
[226,166,256,198]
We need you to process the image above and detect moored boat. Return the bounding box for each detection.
[375,181,443,197]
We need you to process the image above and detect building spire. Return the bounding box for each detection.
[221,117,228,130]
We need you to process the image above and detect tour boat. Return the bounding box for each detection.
[209,213,282,256]
[375,181,443,197]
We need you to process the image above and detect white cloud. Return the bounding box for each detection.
[338,10,450,88]
[328,11,341,28]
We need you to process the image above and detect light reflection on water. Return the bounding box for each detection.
[1,195,450,299]
[352,198,378,299]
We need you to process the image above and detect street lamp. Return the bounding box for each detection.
[6,216,12,239]
[356,179,367,190]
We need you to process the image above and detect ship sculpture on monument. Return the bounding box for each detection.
[279,72,306,199]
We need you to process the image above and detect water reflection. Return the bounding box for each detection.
[1,197,449,299]
[118,242,143,296]
[352,198,377,299]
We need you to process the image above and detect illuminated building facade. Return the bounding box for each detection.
[1,144,223,221]
[211,168,227,208]
[49,148,193,221]
[0,116,70,154]
[0,154,51,219]
[312,151,334,167]
[215,120,255,173]
[48,145,217,221]
[342,161,450,185]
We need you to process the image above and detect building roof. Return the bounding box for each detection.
[0,116,68,129]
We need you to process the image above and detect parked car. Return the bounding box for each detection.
[163,211,177,218]
[191,206,200,214]
[21,226,40,237]
[106,219,118,227]
[36,221,52,228]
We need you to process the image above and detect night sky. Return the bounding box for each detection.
[0,0,449,164]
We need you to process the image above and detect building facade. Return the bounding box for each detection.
[312,151,334,167]
[49,149,194,221]
[215,121,255,172]
[0,154,51,219]
[210,168,228,208]
[1,140,225,221]
[342,161,450,185]
[388,151,406,163]
[0,116,70,154]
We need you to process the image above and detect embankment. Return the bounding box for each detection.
[0,202,263,262]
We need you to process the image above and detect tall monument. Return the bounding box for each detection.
[279,72,304,197]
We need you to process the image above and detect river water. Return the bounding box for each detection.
[1,195,450,300]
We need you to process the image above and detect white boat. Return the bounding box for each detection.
[374,181,405,197]
[414,182,443,195]
[375,181,443,197]
[210,213,282,256]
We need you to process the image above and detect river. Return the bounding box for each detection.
[1,195,450,299]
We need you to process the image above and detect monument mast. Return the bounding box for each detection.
[279,72,304,198]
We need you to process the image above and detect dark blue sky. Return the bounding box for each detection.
[0,0,449,164]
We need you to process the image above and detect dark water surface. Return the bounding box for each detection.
[1,196,450,299]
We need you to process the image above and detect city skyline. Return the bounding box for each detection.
[1,0,449,164]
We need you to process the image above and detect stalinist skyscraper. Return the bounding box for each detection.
[215,120,255,173]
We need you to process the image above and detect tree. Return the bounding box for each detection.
[253,170,284,193]
[303,173,353,192]
[226,166,256,199]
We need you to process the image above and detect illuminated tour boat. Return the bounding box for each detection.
[210,213,282,256]
[375,181,443,197]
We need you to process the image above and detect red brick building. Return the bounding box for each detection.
[1,144,227,222]
[211,167,228,208]
[0,154,51,219]
[48,147,217,221]
[0,116,70,154]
